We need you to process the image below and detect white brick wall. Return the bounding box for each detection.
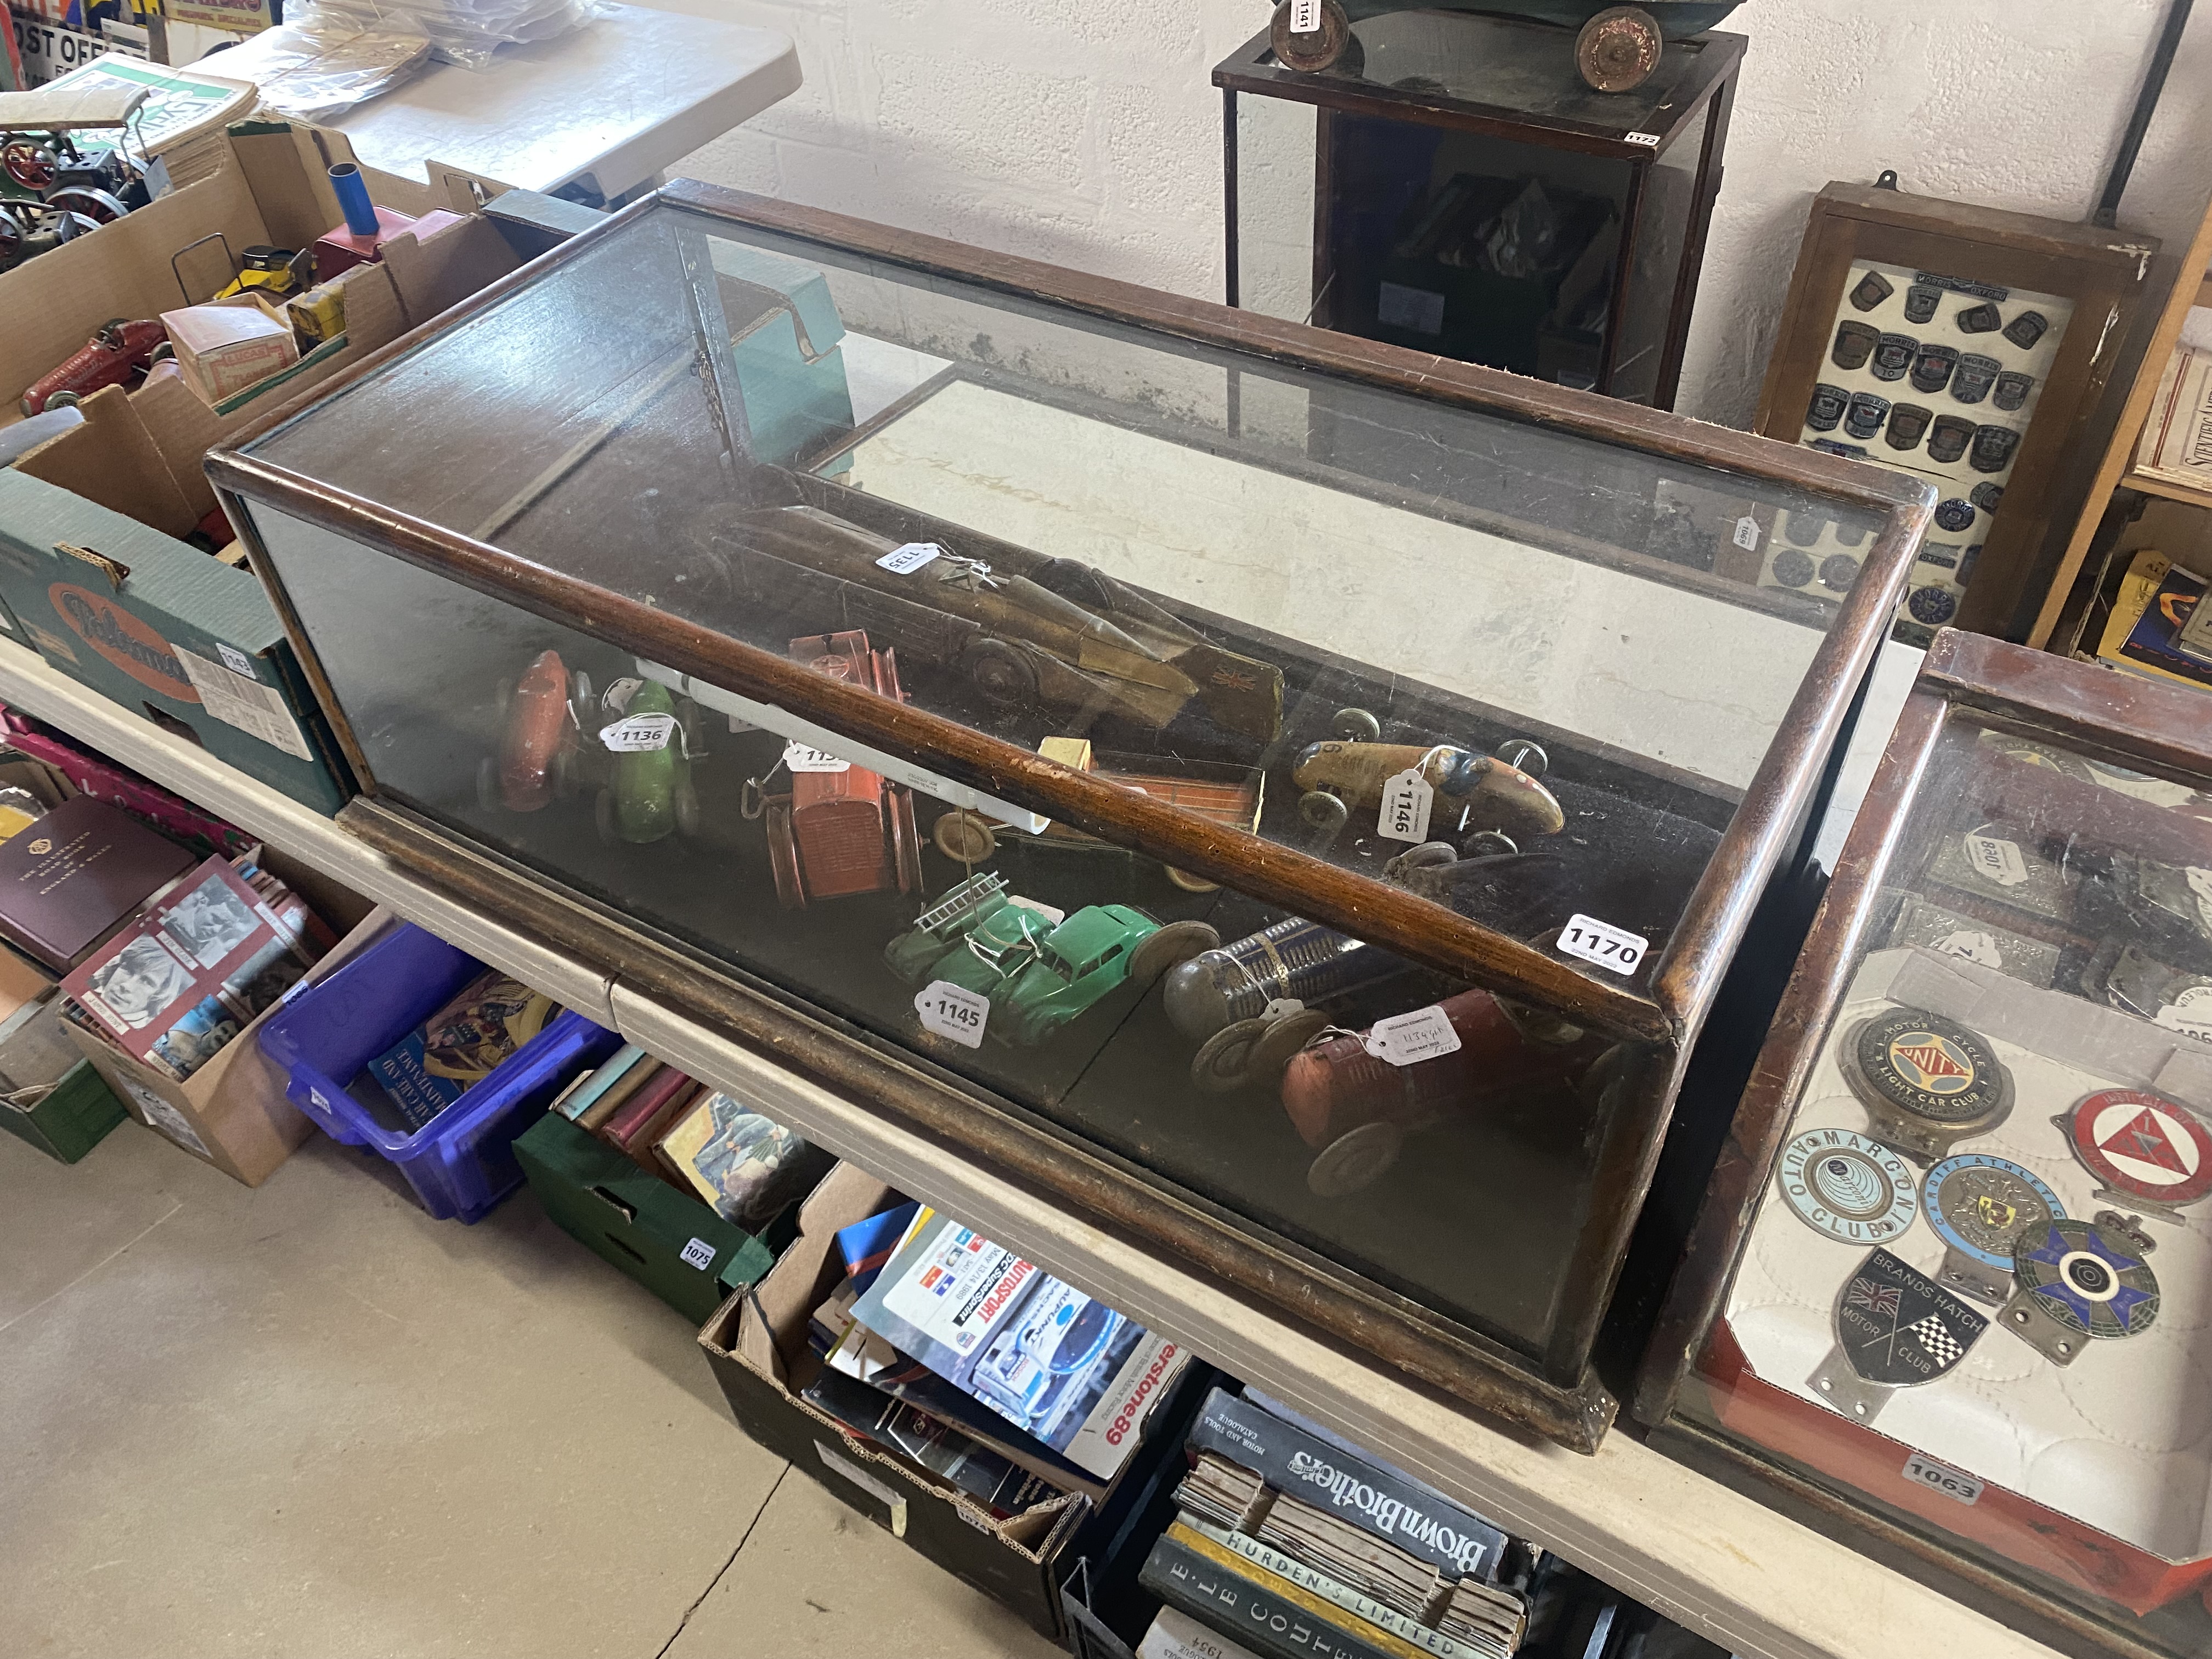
[672,0,2212,426]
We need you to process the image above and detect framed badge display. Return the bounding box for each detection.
[1749,182,2161,644]
[1637,629,2212,1659]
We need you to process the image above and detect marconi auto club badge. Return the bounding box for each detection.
[1776,1128,1917,1245]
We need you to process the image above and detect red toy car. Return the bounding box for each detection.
[1278,988,1613,1195]
[20,318,167,416]
[750,631,923,907]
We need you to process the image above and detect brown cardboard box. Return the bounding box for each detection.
[69,874,387,1187]
[160,299,300,407]
[696,1163,1207,1641]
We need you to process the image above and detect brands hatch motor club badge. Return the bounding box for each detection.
[1808,1248,1989,1424]
[2055,1088,2212,1223]
[1923,1154,2065,1305]
[1841,1006,2013,1163]
[2001,1213,2160,1364]
[1776,1128,1916,1245]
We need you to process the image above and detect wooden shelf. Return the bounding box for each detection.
[0,636,2066,1659]
[2125,465,2212,511]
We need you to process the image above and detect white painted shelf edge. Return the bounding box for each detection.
[0,636,2059,1659]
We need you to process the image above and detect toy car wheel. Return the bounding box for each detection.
[673,778,702,840]
[962,638,1037,705]
[43,390,81,410]
[1192,1018,1271,1092]
[1576,4,1663,93]
[594,787,617,845]
[571,669,594,714]
[1252,1008,1330,1082]
[2,141,56,190]
[1382,840,1457,883]
[1269,0,1354,74]
[1164,865,1218,894]
[1308,1122,1404,1198]
[1130,919,1222,986]
[1331,706,1381,742]
[45,187,125,225]
[1494,738,1549,778]
[932,809,998,864]
[475,755,500,814]
[1461,829,1519,859]
[764,800,805,909]
[1297,789,1349,835]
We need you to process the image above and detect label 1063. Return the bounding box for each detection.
[1901,1452,1982,1505]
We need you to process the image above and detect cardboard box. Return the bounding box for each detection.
[0,465,354,812]
[68,876,383,1186]
[516,1110,781,1324]
[697,1163,1205,1641]
[160,298,300,406]
[0,994,129,1163]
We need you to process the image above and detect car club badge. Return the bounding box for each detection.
[1808,1248,1989,1424]
[1923,1154,2065,1304]
[2001,1214,2160,1364]
[1841,1007,2014,1163]
[2054,1089,2212,1222]
[1776,1128,1916,1245]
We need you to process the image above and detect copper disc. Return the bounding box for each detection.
[1576,5,1662,94]
[1270,0,1352,74]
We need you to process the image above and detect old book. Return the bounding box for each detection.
[654,1090,833,1227]
[1186,1389,1508,1584]
[576,1056,661,1132]
[1139,1606,1265,1659]
[558,1044,648,1122]
[1138,1528,1406,1659]
[597,1064,692,1149]
[0,795,196,971]
[2137,345,2212,484]
[62,856,302,1079]
[849,1208,1187,1482]
[365,968,562,1131]
[800,1364,1062,1517]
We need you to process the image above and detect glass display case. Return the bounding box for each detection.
[1216,9,1742,408]
[1637,630,2212,1656]
[208,181,1931,1451]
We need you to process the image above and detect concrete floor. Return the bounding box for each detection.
[0,1121,1068,1659]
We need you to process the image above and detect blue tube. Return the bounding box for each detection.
[328,162,379,236]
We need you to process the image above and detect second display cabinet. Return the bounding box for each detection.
[208,182,1931,1452]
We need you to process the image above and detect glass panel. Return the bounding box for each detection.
[242,501,1658,1359]
[1682,716,2212,1656]
[1610,97,1711,406]
[253,202,1885,1009]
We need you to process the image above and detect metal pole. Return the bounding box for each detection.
[2095,0,2194,227]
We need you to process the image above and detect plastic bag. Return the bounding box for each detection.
[300,0,601,71]
[205,14,433,121]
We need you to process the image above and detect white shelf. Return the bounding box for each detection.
[0,637,2063,1659]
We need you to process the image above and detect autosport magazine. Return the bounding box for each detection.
[849,1209,1187,1479]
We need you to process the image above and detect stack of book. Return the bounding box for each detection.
[60,850,334,1081]
[1137,1389,1527,1659]
[2090,547,2212,693]
[798,1200,1188,1518]
[2136,344,2212,492]
[546,1042,835,1226]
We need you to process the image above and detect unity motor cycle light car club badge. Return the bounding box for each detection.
[1776,1128,1917,1245]
[2001,1214,2160,1365]
[1922,1154,2066,1305]
[1841,1007,2014,1163]
[2054,1088,2212,1223]
[1808,1248,1989,1424]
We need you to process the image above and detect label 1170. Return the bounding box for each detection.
[1557,913,1647,974]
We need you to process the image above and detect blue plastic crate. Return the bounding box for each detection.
[257,923,620,1222]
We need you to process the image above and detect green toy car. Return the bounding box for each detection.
[595,679,699,845]
[884,873,1218,1048]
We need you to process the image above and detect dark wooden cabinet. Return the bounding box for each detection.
[1214,9,1742,408]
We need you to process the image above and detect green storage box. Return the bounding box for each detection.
[516,1111,777,1323]
[0,1056,129,1164]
